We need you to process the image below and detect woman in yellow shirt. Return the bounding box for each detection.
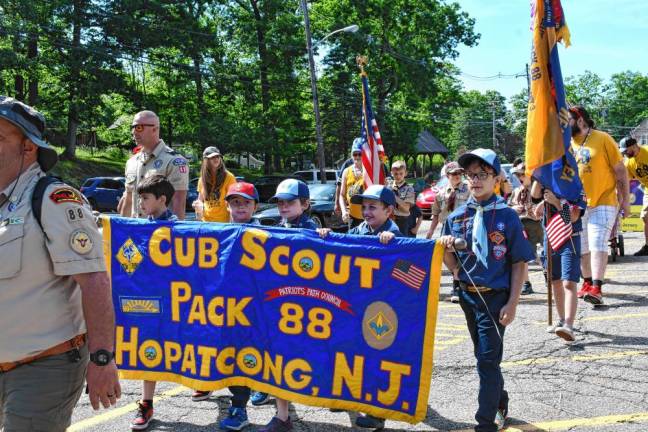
[194,146,237,222]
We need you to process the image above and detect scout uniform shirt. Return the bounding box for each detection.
[624,145,648,188]
[430,181,470,223]
[392,182,415,218]
[443,195,535,290]
[572,130,623,208]
[0,163,106,363]
[280,213,318,230]
[348,219,403,237]
[124,140,189,218]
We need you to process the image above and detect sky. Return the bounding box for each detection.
[453,0,648,99]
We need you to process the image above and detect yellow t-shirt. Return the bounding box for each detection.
[624,145,648,188]
[198,171,237,222]
[572,129,623,207]
[344,165,364,220]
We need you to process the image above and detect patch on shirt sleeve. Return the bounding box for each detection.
[70,229,94,254]
[50,188,83,205]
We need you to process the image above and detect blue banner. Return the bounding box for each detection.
[103,217,443,423]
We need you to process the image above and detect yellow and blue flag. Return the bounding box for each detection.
[525,0,582,202]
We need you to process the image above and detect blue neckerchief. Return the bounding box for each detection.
[466,195,508,268]
[149,209,177,221]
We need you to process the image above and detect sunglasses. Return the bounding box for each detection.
[352,152,362,157]
[130,124,156,132]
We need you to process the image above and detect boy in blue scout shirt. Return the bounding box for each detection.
[131,175,176,430]
[219,182,261,431]
[253,178,317,432]
[318,185,402,429]
[439,149,534,432]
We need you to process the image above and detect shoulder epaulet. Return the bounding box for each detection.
[31,176,64,235]
[165,148,178,155]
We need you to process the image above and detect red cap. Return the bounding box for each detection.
[226,182,259,202]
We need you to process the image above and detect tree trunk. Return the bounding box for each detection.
[27,32,38,106]
[192,53,207,145]
[61,0,83,160]
[250,0,275,174]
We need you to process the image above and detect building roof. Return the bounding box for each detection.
[415,130,449,156]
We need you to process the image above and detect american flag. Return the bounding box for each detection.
[391,259,427,290]
[546,203,572,251]
[360,73,386,187]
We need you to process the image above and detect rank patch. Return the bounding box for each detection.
[489,231,505,245]
[50,188,83,205]
[70,229,93,254]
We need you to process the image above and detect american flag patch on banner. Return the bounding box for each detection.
[391,259,427,290]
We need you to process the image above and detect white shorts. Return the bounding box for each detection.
[641,192,648,219]
[580,206,618,253]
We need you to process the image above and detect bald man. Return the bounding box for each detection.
[120,111,189,219]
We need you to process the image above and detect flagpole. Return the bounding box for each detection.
[545,201,553,326]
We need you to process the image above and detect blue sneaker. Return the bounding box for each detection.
[250,391,272,406]
[219,407,249,431]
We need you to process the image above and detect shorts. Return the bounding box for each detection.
[580,206,617,253]
[641,192,648,219]
[543,235,581,282]
[0,346,88,432]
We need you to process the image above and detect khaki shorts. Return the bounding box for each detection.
[0,345,88,432]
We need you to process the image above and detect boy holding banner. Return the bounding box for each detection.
[219,181,261,430]
[439,149,534,432]
[254,178,317,432]
[318,184,403,429]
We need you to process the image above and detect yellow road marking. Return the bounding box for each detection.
[68,385,187,431]
[435,337,467,346]
[580,312,648,322]
[437,323,466,330]
[502,350,648,368]
[503,411,648,431]
[445,313,465,318]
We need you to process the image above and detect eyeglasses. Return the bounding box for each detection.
[352,152,362,157]
[130,124,156,132]
[465,171,494,182]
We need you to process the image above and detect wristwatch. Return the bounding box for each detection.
[90,349,115,366]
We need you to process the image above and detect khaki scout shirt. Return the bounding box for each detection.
[0,163,106,362]
[124,140,189,218]
[430,181,470,223]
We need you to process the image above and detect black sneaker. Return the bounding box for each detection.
[356,414,385,429]
[450,286,460,303]
[634,245,648,256]
[521,281,534,295]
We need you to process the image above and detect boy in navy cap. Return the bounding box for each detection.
[318,185,402,429]
[439,149,534,432]
[254,178,317,432]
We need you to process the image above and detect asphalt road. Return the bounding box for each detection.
[68,222,648,431]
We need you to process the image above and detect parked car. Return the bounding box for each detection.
[80,177,125,211]
[292,169,339,184]
[186,178,200,211]
[416,176,448,219]
[501,163,522,189]
[253,183,346,230]
[253,175,295,203]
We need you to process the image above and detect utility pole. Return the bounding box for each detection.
[300,0,327,184]
[526,63,531,99]
[491,101,497,151]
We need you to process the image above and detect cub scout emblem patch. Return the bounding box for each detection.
[116,238,144,275]
[50,188,83,205]
[70,230,93,254]
[489,231,505,245]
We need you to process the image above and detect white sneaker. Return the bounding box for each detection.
[555,324,575,342]
[546,319,564,333]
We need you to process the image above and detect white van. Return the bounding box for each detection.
[292,169,340,184]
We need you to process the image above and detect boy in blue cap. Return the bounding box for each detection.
[318,185,402,429]
[253,178,317,432]
[439,149,534,431]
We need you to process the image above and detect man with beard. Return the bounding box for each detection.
[569,106,630,305]
[619,136,648,255]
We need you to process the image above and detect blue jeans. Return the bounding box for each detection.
[459,289,509,432]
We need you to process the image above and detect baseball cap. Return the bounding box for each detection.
[350,185,396,207]
[203,146,221,158]
[619,137,636,152]
[225,182,259,202]
[445,161,463,174]
[269,178,310,202]
[0,96,58,171]
[351,138,364,154]
[458,148,501,175]
[510,163,526,175]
